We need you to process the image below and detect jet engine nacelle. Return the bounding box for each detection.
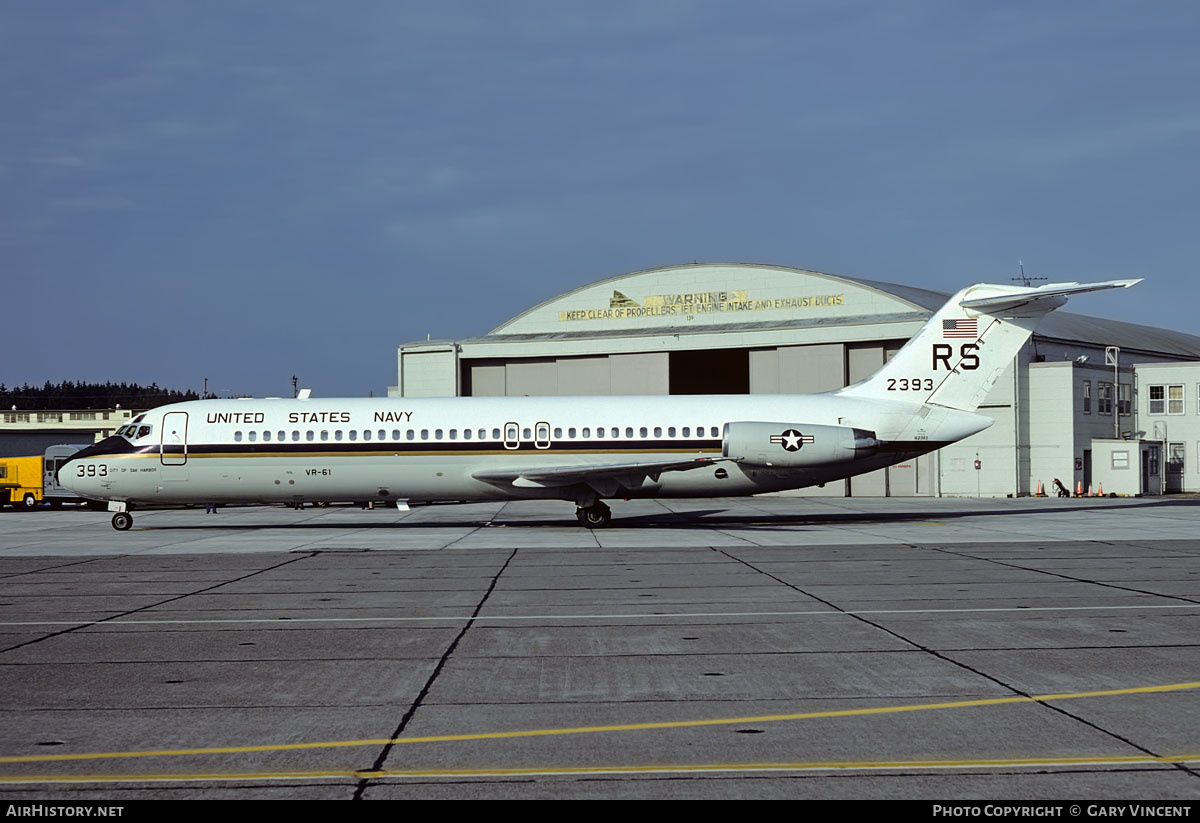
[722,422,879,468]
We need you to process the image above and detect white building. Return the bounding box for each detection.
[390,263,1200,497]
[1133,362,1200,493]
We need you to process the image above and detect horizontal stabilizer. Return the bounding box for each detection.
[959,279,1142,313]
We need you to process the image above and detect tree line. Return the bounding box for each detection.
[0,381,201,411]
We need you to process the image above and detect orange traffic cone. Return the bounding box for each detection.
[1036,480,1045,496]
[1076,480,1083,496]
[1098,482,1104,496]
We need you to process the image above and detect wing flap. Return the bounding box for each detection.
[473,456,733,489]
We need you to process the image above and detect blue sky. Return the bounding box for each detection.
[3,1,1197,398]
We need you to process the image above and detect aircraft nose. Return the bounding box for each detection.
[57,456,80,492]
[56,444,94,493]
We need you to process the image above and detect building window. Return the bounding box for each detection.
[1119,383,1131,416]
[1169,442,1185,473]
[1148,445,1160,475]
[1169,384,1185,415]
[1082,381,1091,414]
[1111,450,1129,469]
[1098,382,1113,415]
[1149,385,1165,414]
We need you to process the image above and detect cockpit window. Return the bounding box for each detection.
[132,414,146,424]
[137,425,152,438]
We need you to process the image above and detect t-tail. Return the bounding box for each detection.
[838,279,1142,411]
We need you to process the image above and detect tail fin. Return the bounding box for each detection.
[838,279,1141,411]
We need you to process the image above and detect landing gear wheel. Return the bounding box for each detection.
[576,501,611,529]
[111,512,133,531]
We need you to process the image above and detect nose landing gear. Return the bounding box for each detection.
[111,512,132,531]
[575,501,611,529]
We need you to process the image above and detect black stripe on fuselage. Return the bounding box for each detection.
[85,438,726,458]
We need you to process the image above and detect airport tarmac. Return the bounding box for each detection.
[0,496,1198,800]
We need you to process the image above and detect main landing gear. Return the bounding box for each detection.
[575,501,611,529]
[111,512,132,531]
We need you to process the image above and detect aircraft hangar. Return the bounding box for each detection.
[388,263,1200,498]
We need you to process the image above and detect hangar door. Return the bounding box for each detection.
[669,349,748,395]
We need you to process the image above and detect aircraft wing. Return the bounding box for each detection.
[473,456,735,494]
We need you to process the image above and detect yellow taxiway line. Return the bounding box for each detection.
[2,680,1197,767]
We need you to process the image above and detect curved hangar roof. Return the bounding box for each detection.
[485,262,1200,358]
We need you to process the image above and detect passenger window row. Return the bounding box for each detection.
[230,426,722,443]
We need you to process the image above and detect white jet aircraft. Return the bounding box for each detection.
[61,279,1139,531]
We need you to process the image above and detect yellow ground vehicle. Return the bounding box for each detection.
[1,445,91,510]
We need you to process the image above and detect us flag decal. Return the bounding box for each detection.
[943,318,978,339]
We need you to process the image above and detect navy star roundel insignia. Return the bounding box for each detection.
[769,429,815,451]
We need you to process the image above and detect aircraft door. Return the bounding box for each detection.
[535,422,550,449]
[161,412,189,466]
[504,422,520,450]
